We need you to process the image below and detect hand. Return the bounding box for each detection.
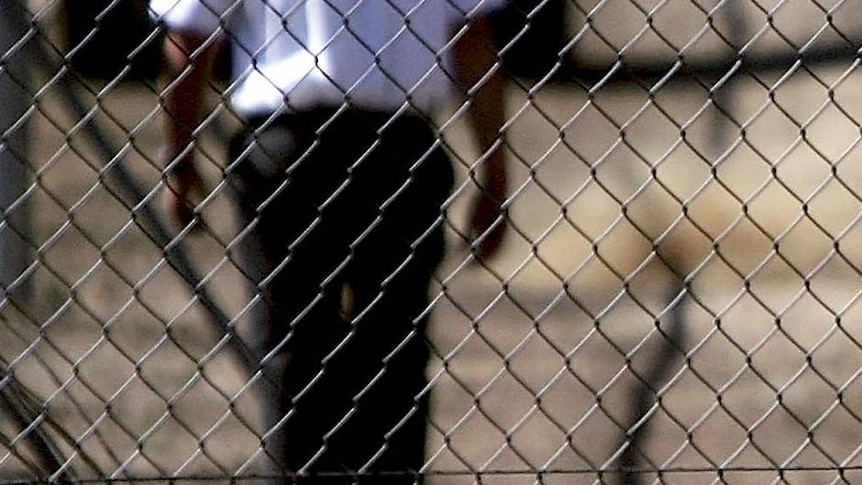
[469,191,506,262]
[165,161,206,231]
[469,157,507,262]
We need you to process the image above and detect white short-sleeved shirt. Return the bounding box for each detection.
[150,0,504,117]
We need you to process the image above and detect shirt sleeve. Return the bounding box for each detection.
[149,0,234,35]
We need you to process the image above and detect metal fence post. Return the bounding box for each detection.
[0,0,34,305]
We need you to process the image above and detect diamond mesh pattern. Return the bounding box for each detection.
[2,0,862,483]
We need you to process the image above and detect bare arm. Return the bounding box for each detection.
[161,31,222,227]
[453,15,509,262]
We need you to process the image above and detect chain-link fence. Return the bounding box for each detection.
[3,0,862,483]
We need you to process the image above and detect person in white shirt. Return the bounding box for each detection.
[150,0,509,481]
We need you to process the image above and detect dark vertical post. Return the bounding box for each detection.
[0,0,35,307]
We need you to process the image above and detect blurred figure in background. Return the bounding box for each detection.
[151,0,509,482]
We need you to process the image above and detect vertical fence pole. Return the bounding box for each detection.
[0,0,34,305]
[0,3,81,481]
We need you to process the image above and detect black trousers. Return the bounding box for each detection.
[228,108,454,483]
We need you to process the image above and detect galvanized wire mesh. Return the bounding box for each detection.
[3,0,862,483]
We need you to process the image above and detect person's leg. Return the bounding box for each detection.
[228,117,354,481]
[303,113,454,483]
